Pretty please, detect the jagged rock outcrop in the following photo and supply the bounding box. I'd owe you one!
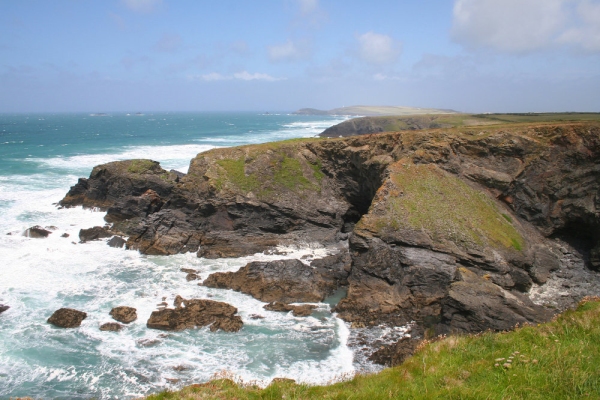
[146,295,243,332]
[59,159,179,209]
[203,252,350,303]
[61,122,600,335]
[47,308,87,328]
[0,304,9,314]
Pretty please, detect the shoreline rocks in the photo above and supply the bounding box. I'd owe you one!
[203,252,350,304]
[47,308,87,328]
[110,306,137,324]
[60,123,600,340]
[146,295,243,332]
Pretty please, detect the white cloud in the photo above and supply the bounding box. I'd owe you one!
[195,71,285,82]
[452,0,600,53]
[233,71,284,81]
[268,40,311,62]
[558,0,600,51]
[357,32,401,65]
[121,0,162,13]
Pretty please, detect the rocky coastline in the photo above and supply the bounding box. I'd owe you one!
[54,121,600,366]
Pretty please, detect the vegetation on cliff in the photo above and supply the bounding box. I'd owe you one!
[357,160,524,251]
[147,298,600,399]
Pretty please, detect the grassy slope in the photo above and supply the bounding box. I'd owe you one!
[357,161,524,251]
[147,298,600,399]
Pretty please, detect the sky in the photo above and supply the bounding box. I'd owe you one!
[1,0,600,113]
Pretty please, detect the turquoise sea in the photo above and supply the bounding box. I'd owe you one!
[0,112,392,399]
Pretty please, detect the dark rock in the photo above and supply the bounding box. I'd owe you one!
[47,308,87,328]
[180,268,197,274]
[146,295,243,332]
[59,159,177,209]
[61,233,70,238]
[105,189,165,223]
[263,301,316,317]
[24,226,52,238]
[107,236,127,248]
[368,337,420,367]
[185,273,198,281]
[203,253,350,303]
[110,306,137,323]
[79,226,113,242]
[250,314,265,319]
[441,268,553,333]
[100,322,123,331]
[0,304,9,314]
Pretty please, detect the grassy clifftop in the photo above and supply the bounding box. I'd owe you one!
[185,138,326,200]
[147,298,600,399]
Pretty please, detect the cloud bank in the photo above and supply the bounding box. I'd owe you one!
[452,0,600,53]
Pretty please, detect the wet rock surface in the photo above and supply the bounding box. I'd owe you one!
[146,295,243,332]
[47,308,87,328]
[24,226,52,238]
[79,226,114,242]
[203,251,350,303]
[263,301,316,317]
[0,304,9,314]
[107,236,127,248]
[110,306,137,324]
[100,322,123,331]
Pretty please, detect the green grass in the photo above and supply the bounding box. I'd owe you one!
[215,157,261,193]
[147,298,600,399]
[362,161,524,251]
[212,149,323,197]
[127,159,160,174]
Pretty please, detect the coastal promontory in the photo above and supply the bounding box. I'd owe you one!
[60,119,600,343]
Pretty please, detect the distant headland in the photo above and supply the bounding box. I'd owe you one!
[292,105,458,116]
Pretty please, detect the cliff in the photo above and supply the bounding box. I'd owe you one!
[60,122,600,336]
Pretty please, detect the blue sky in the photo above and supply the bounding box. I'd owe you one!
[1,0,599,113]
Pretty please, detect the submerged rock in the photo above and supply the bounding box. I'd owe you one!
[110,306,137,324]
[47,308,87,328]
[263,301,316,317]
[146,295,243,332]
[100,322,123,331]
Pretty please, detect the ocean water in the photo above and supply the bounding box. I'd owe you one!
[0,112,387,399]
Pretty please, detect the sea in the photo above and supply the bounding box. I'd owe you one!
[0,112,403,399]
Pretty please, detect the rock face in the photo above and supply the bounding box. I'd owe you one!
[61,122,600,335]
[109,306,137,323]
[47,308,87,328]
[203,252,350,303]
[146,296,243,332]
